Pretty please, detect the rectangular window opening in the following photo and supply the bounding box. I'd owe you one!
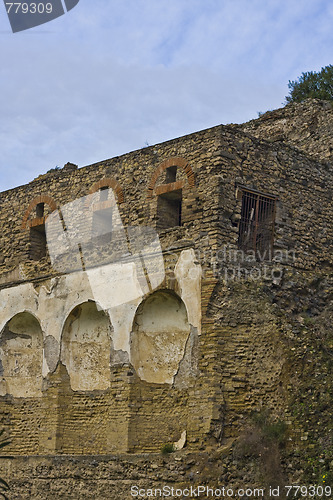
[29,225,47,260]
[238,189,276,259]
[157,189,182,231]
[165,166,177,184]
[99,186,109,202]
[36,203,45,218]
[92,207,113,244]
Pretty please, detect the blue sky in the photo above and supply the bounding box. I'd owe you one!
[1,0,333,191]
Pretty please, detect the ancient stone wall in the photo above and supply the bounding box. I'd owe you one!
[241,98,333,163]
[0,102,332,497]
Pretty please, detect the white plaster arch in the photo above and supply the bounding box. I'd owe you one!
[60,300,113,391]
[0,311,43,397]
[130,289,191,384]
[0,308,42,337]
[0,283,39,334]
[38,270,94,344]
[59,297,105,342]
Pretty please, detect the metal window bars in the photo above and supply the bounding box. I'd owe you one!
[238,189,276,259]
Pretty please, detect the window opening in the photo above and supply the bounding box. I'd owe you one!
[238,189,276,258]
[36,203,45,218]
[29,224,47,260]
[157,189,182,230]
[99,186,109,202]
[92,207,113,244]
[165,166,177,183]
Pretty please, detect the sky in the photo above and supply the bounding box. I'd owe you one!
[1,0,333,192]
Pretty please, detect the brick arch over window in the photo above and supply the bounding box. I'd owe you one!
[89,177,124,204]
[147,157,195,199]
[21,195,57,230]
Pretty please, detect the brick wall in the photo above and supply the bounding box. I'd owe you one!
[0,103,332,490]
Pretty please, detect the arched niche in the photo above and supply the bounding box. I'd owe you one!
[60,301,112,391]
[130,290,191,384]
[0,312,43,397]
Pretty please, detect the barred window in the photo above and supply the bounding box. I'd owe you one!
[238,188,276,258]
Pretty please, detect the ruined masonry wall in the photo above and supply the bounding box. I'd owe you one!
[0,113,333,458]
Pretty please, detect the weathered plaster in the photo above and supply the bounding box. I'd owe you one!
[108,300,140,354]
[130,290,191,384]
[0,283,39,333]
[43,335,59,374]
[61,301,113,391]
[0,312,43,397]
[173,326,199,389]
[86,261,145,310]
[174,249,202,333]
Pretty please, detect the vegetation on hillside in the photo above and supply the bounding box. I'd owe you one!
[286,64,333,103]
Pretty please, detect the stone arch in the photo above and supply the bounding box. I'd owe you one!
[130,290,191,384]
[60,301,113,391]
[89,177,124,204]
[21,195,57,230]
[0,312,43,397]
[147,157,195,199]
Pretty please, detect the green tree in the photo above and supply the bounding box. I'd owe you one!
[285,64,333,103]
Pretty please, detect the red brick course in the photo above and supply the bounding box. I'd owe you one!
[147,157,195,199]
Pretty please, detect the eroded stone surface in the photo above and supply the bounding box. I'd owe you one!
[43,335,59,374]
[61,302,113,391]
[0,101,332,482]
[130,290,191,384]
[0,312,43,397]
